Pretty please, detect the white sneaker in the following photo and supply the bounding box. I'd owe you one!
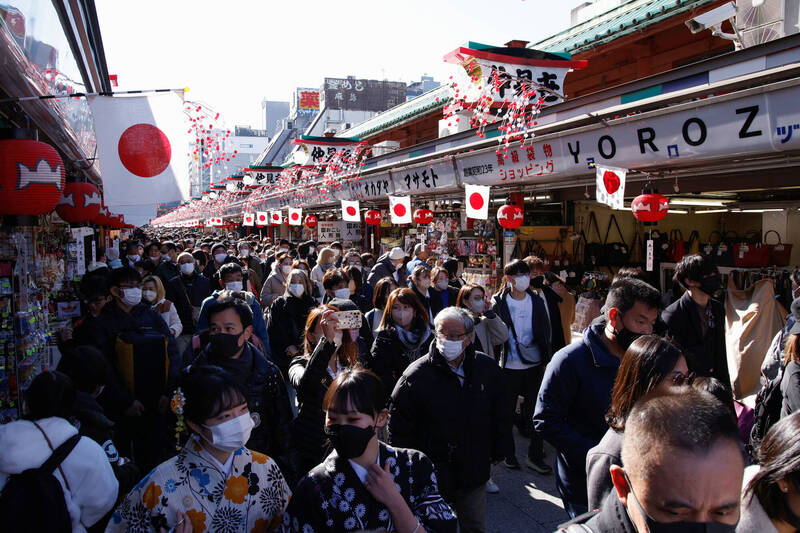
[486,478,500,494]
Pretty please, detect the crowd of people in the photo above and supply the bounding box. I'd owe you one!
[1,229,800,533]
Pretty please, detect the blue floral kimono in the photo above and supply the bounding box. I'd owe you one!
[106,437,290,532]
[281,443,457,532]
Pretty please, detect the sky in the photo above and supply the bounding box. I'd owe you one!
[95,0,577,129]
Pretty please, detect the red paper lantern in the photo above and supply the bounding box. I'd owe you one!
[413,208,433,225]
[365,209,382,225]
[631,193,669,224]
[56,182,102,223]
[497,204,524,229]
[0,139,65,215]
[304,214,318,228]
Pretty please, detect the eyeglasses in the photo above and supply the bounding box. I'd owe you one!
[438,331,469,341]
[671,371,696,386]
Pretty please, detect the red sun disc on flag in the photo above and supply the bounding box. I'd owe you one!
[258,214,266,222]
[393,204,406,217]
[346,206,357,216]
[291,212,299,221]
[118,123,171,177]
[272,213,279,221]
[469,192,484,210]
[603,171,620,194]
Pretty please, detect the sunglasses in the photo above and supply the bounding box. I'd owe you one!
[671,371,696,386]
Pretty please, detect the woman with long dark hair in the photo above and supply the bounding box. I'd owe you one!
[365,277,398,335]
[268,269,316,377]
[586,335,691,510]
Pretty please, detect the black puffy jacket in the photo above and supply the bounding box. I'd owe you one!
[268,294,315,377]
[364,325,433,403]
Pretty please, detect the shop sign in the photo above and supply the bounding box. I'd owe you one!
[456,84,800,186]
[318,221,341,242]
[391,160,457,195]
[350,173,394,201]
[341,221,362,242]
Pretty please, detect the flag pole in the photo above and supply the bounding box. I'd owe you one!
[0,87,188,104]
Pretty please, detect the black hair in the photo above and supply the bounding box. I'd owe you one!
[323,367,386,416]
[503,259,531,277]
[211,242,227,254]
[191,250,207,267]
[145,241,161,253]
[110,266,142,287]
[443,258,459,278]
[543,271,564,285]
[331,241,343,250]
[692,376,737,421]
[298,242,310,256]
[161,241,177,252]
[57,345,110,393]
[372,276,397,309]
[604,277,661,318]
[322,268,351,290]
[279,239,290,247]
[674,253,716,287]
[25,371,76,420]
[218,262,243,281]
[180,365,248,425]
[138,260,156,275]
[747,411,800,524]
[125,241,139,253]
[79,271,111,299]
[616,266,648,282]
[207,295,253,328]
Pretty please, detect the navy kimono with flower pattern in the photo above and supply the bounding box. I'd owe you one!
[280,443,457,532]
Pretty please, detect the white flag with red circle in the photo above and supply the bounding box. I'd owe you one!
[242,213,255,226]
[388,196,412,224]
[87,92,190,226]
[270,210,283,225]
[465,184,490,219]
[596,165,627,209]
[288,207,302,226]
[256,211,269,225]
[341,200,360,222]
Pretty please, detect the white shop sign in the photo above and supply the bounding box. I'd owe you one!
[318,221,340,242]
[391,159,458,194]
[341,221,362,242]
[349,173,394,201]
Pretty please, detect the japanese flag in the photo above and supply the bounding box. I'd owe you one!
[596,165,627,209]
[288,207,302,226]
[270,210,283,225]
[389,196,412,224]
[242,213,255,226]
[212,217,223,226]
[341,200,360,222]
[205,218,213,227]
[465,184,490,219]
[256,211,269,226]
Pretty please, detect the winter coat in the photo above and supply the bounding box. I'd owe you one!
[365,308,384,335]
[151,298,182,338]
[579,491,636,533]
[388,342,512,499]
[189,342,295,485]
[405,256,431,277]
[196,290,270,358]
[533,323,620,510]
[240,255,264,295]
[430,286,459,318]
[662,291,729,383]
[540,286,567,352]
[408,282,434,323]
[585,428,623,511]
[0,417,118,533]
[260,265,288,309]
[471,310,510,360]
[154,260,193,334]
[781,359,800,417]
[366,254,404,294]
[736,465,779,533]
[268,293,315,376]
[492,288,554,368]
[364,325,434,402]
[180,271,212,307]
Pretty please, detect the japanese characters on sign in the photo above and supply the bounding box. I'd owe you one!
[322,78,406,112]
[349,173,394,201]
[391,161,458,195]
[293,88,320,117]
[317,221,341,243]
[460,59,570,106]
[341,221,362,242]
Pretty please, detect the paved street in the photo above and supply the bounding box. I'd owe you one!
[486,431,567,533]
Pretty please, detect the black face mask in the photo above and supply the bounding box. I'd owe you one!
[324,423,375,459]
[209,332,243,358]
[615,325,642,351]
[530,276,544,289]
[699,275,720,296]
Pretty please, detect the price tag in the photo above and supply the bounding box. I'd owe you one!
[646,239,654,272]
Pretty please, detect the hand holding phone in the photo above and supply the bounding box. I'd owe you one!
[333,310,361,330]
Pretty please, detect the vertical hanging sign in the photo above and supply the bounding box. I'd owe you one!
[646,239,654,272]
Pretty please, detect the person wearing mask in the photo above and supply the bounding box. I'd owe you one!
[322,267,353,304]
[662,253,729,384]
[366,287,434,400]
[289,306,362,475]
[525,256,566,353]
[72,279,112,346]
[142,275,182,338]
[408,265,434,323]
[443,258,463,290]
[457,284,508,361]
[545,271,576,347]
[586,336,691,510]
[738,410,800,532]
[186,297,295,485]
[763,275,800,381]
[298,240,317,268]
[365,277,398,335]
[196,263,270,354]
[124,242,141,269]
[431,266,459,318]
[145,241,163,269]
[366,247,407,297]
[261,251,293,310]
[344,264,371,313]
[177,251,211,325]
[311,248,337,296]
[361,252,376,271]
[389,307,512,533]
[781,316,800,417]
[492,259,553,475]
[283,368,458,532]
[344,250,366,284]
[0,371,118,532]
[237,240,263,296]
[534,278,661,518]
[406,243,431,276]
[105,247,123,270]
[330,241,344,267]
[293,258,323,302]
[136,243,145,258]
[107,365,291,533]
[191,249,208,272]
[268,269,316,377]
[202,242,238,281]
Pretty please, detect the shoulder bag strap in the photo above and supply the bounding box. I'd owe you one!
[604,214,627,245]
[33,421,80,492]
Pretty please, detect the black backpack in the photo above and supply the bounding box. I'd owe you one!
[748,365,785,461]
[0,422,81,533]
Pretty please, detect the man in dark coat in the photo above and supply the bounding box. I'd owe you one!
[389,307,512,533]
[366,247,406,297]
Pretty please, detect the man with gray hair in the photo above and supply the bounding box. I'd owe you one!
[389,306,511,533]
[405,242,431,276]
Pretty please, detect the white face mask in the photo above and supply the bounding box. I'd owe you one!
[332,249,340,257]
[513,275,530,292]
[392,309,413,328]
[309,247,315,254]
[202,412,254,452]
[470,299,485,314]
[149,255,161,262]
[333,288,351,300]
[240,249,250,257]
[127,254,140,263]
[120,287,142,307]
[418,279,431,291]
[394,261,404,271]
[281,264,292,275]
[180,263,195,275]
[214,253,227,264]
[436,337,464,361]
[225,281,243,292]
[436,280,449,291]
[289,283,305,297]
[142,289,157,303]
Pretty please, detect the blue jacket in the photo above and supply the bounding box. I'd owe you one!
[196,290,271,359]
[405,256,431,276]
[533,323,620,509]
[181,271,212,307]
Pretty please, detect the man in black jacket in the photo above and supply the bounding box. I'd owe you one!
[661,253,729,385]
[187,295,296,486]
[525,256,566,352]
[389,307,512,533]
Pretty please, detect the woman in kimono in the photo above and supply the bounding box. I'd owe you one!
[281,367,457,533]
[107,365,291,533]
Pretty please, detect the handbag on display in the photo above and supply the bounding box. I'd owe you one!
[628,230,644,266]
[687,230,701,255]
[650,229,671,263]
[765,230,793,266]
[734,231,770,268]
[667,229,686,263]
[703,230,736,267]
[583,212,605,268]
[603,214,630,266]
